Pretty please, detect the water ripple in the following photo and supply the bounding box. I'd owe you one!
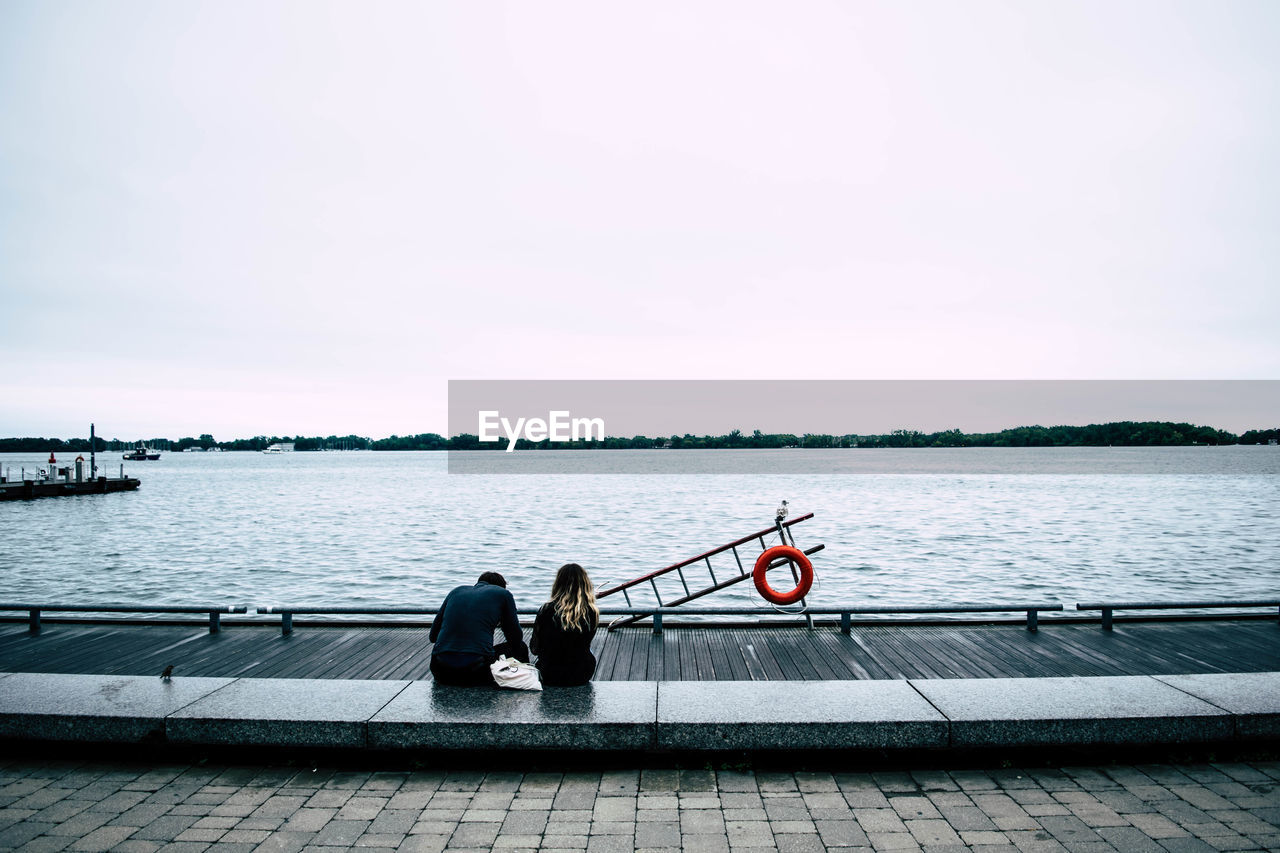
[0,450,1276,612]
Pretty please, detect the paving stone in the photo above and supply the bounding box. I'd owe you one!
[335,797,385,821]
[774,833,825,852]
[681,809,727,833]
[856,807,909,833]
[247,831,313,852]
[815,819,870,846]
[1127,812,1191,839]
[864,830,922,850]
[905,818,963,846]
[399,834,448,852]
[67,824,139,851]
[585,835,637,853]
[1153,839,1218,852]
[500,811,548,833]
[131,814,200,841]
[113,842,162,853]
[675,835,728,853]
[1037,815,1102,844]
[592,797,636,821]
[938,804,999,830]
[219,830,269,844]
[892,796,943,821]
[42,810,112,837]
[539,834,588,849]
[635,820,681,846]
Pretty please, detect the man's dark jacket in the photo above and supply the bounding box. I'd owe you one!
[429,581,524,665]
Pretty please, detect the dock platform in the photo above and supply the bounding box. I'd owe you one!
[1,617,1276,682]
[0,476,140,501]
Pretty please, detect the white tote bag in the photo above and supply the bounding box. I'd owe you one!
[490,655,543,691]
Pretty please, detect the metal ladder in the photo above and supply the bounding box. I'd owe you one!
[596,512,825,630]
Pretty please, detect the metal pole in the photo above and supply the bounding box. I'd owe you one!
[778,520,814,629]
[90,423,95,478]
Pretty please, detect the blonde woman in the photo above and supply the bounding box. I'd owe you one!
[530,563,599,686]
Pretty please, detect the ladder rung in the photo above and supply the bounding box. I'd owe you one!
[704,556,717,586]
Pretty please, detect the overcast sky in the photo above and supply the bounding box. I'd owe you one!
[2,1,1277,440]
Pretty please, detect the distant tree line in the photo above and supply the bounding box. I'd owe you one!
[2,421,1276,453]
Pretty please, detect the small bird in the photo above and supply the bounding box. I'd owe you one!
[775,500,789,523]
[160,665,174,681]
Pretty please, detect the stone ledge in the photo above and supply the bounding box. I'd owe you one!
[657,680,947,750]
[0,672,1273,752]
[911,675,1234,747]
[1155,672,1280,739]
[369,681,656,750]
[0,672,234,743]
[167,677,412,749]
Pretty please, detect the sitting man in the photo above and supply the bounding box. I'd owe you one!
[429,571,530,686]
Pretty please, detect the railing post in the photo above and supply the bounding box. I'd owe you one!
[28,609,40,633]
[282,612,293,636]
[1026,609,1038,632]
[840,612,851,635]
[652,612,662,635]
[208,611,221,633]
[1102,608,1113,631]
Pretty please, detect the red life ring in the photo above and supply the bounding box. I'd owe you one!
[753,545,813,605]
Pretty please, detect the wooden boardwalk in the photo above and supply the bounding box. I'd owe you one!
[0,618,1276,681]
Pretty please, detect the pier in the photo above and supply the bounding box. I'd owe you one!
[2,609,1278,851]
[1,607,1277,758]
[2,614,1278,683]
[0,476,140,501]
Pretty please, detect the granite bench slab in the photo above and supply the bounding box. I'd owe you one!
[368,681,657,750]
[1156,672,1280,739]
[656,680,948,750]
[0,672,233,743]
[2,672,1272,753]
[911,675,1234,747]
[166,677,411,749]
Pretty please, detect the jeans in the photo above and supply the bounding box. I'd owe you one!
[430,640,529,687]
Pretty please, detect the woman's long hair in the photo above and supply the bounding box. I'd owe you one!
[549,563,598,632]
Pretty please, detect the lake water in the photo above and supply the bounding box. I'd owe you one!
[1,448,1276,615]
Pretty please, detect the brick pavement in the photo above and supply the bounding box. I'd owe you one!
[0,757,1277,852]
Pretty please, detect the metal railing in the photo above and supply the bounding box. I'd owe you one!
[1076,599,1280,630]
[614,604,1062,634]
[254,603,1061,635]
[0,604,247,634]
[12,599,1280,636]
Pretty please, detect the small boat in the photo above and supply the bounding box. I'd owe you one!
[262,442,295,454]
[123,447,161,461]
